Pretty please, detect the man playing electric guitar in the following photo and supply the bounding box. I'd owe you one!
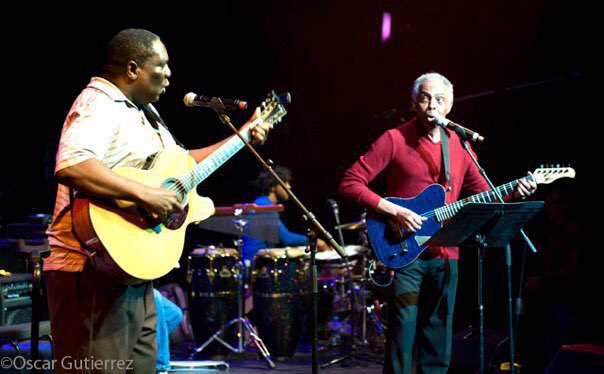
[338,72,537,374]
[44,29,273,372]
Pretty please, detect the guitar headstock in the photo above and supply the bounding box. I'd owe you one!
[532,165,576,184]
[260,90,291,125]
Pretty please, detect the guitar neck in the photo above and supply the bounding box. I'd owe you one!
[433,174,536,222]
[180,127,251,193]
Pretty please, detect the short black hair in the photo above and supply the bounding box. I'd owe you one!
[103,29,160,77]
[256,166,293,195]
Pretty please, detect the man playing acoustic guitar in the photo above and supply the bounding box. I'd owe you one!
[44,29,273,372]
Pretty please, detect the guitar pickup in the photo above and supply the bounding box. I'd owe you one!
[387,218,405,241]
[387,218,408,253]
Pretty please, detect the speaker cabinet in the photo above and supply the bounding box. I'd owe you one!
[0,273,32,325]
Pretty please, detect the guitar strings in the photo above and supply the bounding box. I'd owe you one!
[163,126,253,198]
[417,178,526,220]
[168,105,281,199]
[161,107,279,200]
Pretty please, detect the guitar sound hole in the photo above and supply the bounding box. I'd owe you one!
[161,178,188,206]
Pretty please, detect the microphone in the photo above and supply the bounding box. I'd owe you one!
[326,199,339,216]
[183,92,248,111]
[433,114,484,143]
[327,199,346,247]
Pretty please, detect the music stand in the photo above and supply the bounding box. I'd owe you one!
[197,203,282,243]
[427,201,543,374]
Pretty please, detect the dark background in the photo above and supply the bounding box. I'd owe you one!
[0,0,599,356]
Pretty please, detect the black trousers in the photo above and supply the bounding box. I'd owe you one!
[384,257,458,374]
[45,262,157,373]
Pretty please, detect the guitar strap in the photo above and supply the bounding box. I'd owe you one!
[440,127,451,191]
[142,104,187,149]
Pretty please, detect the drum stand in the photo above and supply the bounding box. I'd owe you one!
[189,210,275,368]
[320,207,383,368]
[320,251,383,368]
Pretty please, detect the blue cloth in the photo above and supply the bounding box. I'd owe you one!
[242,195,307,262]
[154,289,183,371]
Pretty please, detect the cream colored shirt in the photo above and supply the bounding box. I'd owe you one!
[45,77,185,272]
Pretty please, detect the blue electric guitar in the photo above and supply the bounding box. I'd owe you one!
[365,167,575,269]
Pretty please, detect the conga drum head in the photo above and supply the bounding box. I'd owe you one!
[316,245,369,278]
[255,246,309,259]
[190,246,239,258]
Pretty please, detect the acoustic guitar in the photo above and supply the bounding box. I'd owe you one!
[72,91,289,284]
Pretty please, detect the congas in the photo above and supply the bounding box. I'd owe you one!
[251,247,308,357]
[315,245,368,278]
[187,246,239,355]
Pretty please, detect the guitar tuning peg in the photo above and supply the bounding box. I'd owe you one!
[540,164,544,168]
[556,164,560,168]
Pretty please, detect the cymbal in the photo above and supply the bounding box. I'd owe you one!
[335,220,366,230]
[213,203,283,215]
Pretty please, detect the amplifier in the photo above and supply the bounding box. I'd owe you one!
[0,273,32,325]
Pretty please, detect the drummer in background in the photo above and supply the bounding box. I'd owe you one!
[242,165,330,263]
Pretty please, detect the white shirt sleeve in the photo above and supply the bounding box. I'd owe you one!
[55,100,119,172]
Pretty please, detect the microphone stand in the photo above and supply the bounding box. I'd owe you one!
[212,107,347,373]
[453,125,537,374]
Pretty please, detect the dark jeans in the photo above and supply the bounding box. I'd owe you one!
[384,256,458,374]
[45,262,157,373]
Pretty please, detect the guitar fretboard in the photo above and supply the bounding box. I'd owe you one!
[433,175,536,222]
[178,128,251,194]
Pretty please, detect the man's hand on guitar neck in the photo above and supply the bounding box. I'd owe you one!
[512,172,538,200]
[188,107,273,163]
[377,198,427,233]
[502,172,538,202]
[247,107,273,146]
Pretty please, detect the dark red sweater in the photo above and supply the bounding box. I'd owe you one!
[338,118,490,260]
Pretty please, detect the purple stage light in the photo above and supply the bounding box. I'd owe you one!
[381,12,392,42]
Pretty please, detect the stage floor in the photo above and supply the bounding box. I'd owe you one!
[170,342,384,373]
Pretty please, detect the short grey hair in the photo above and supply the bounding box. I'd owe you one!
[412,72,454,101]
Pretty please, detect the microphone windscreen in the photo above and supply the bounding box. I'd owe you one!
[432,114,449,127]
[183,92,197,107]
